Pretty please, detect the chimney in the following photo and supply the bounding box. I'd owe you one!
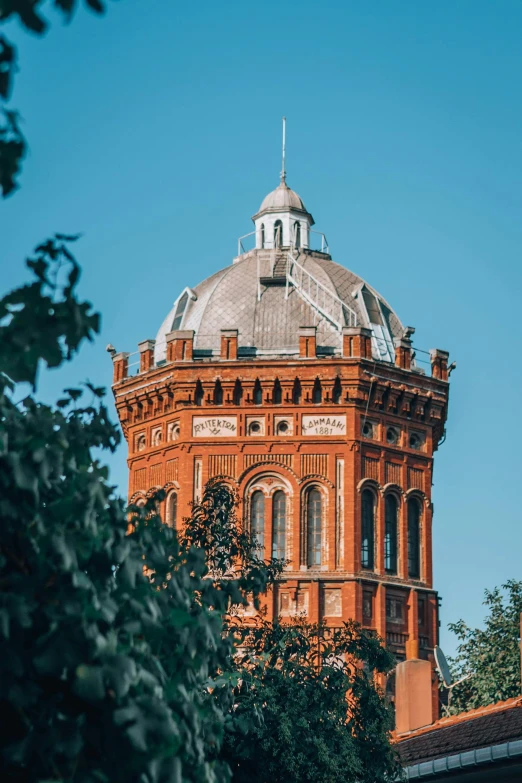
[342,326,372,359]
[221,329,238,360]
[112,351,129,383]
[138,339,155,373]
[299,326,317,358]
[430,349,449,381]
[395,641,433,735]
[166,329,194,362]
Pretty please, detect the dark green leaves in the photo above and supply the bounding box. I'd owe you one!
[0,236,99,388]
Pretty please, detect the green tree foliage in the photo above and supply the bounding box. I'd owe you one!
[0,1,111,196]
[448,580,522,714]
[222,619,400,783]
[0,240,401,781]
[0,238,236,782]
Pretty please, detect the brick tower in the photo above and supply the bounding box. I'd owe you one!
[111,171,450,710]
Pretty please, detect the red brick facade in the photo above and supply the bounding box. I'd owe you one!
[112,321,449,708]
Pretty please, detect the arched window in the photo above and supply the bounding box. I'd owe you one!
[195,380,204,407]
[385,495,398,574]
[251,491,265,554]
[307,488,322,567]
[213,379,223,405]
[292,377,302,404]
[294,221,301,248]
[312,378,322,404]
[332,376,342,404]
[273,378,282,404]
[136,434,146,452]
[274,220,283,247]
[233,379,242,405]
[260,223,265,248]
[361,489,375,569]
[272,491,286,560]
[408,498,421,578]
[166,491,178,528]
[253,378,263,405]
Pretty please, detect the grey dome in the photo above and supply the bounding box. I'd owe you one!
[154,251,404,363]
[257,180,308,215]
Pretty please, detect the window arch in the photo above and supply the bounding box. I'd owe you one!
[272,491,286,559]
[312,378,322,404]
[274,220,283,247]
[408,498,421,578]
[213,379,223,405]
[294,221,301,248]
[292,377,302,404]
[251,491,265,554]
[307,488,322,567]
[332,376,342,404]
[361,489,375,569]
[384,494,398,574]
[260,223,265,248]
[253,378,263,405]
[233,378,242,405]
[195,380,204,407]
[273,378,282,404]
[166,491,178,528]
[136,434,146,452]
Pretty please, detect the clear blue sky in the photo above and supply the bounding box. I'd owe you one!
[2,0,522,655]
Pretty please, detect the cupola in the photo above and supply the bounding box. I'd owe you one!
[252,176,314,250]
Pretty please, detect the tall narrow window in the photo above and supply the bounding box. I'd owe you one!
[260,223,265,248]
[312,378,322,404]
[272,491,286,560]
[213,379,223,405]
[408,499,421,578]
[307,489,322,567]
[195,380,204,407]
[385,495,398,574]
[253,378,263,405]
[294,221,301,248]
[332,376,342,404]
[361,489,375,569]
[273,378,282,404]
[292,377,302,404]
[274,220,283,247]
[233,379,242,405]
[251,491,265,555]
[167,491,178,528]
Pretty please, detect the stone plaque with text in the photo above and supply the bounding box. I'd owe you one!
[192,416,238,437]
[301,415,346,436]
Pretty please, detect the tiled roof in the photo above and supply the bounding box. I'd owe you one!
[395,697,522,767]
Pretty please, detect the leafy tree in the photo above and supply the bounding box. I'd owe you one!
[1,1,111,196]
[222,619,400,783]
[0,237,237,782]
[448,580,522,713]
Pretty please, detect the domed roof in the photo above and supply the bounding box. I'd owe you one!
[256,179,309,215]
[154,251,404,364]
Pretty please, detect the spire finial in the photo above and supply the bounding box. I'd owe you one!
[280,116,286,183]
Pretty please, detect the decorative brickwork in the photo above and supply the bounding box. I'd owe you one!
[363,456,380,480]
[385,461,402,485]
[209,454,237,478]
[301,453,328,477]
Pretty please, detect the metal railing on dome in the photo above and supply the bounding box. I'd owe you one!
[236,230,330,257]
[285,252,358,331]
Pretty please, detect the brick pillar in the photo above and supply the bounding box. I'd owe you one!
[395,657,433,735]
[112,351,129,383]
[394,337,413,370]
[299,326,317,358]
[375,583,387,643]
[430,349,449,381]
[138,339,155,373]
[221,329,238,360]
[342,326,372,359]
[166,329,194,362]
[407,588,419,647]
